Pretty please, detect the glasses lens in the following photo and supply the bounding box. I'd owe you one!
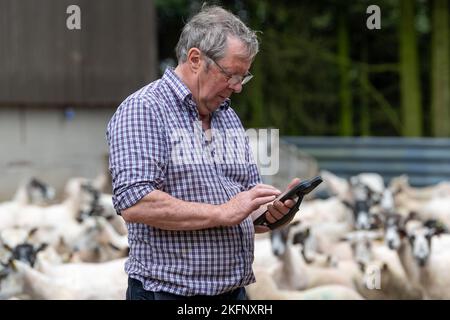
[228,76,241,86]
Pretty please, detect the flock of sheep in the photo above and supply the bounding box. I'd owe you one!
[249,171,450,300]
[0,176,128,299]
[1,170,450,300]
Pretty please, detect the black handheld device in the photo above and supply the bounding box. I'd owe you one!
[252,176,323,230]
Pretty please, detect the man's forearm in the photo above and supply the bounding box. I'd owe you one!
[121,190,222,230]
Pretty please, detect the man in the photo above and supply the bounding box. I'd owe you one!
[107,5,298,300]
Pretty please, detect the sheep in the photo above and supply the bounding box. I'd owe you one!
[390,175,450,201]
[0,178,94,230]
[64,216,129,263]
[318,171,385,230]
[0,178,55,229]
[24,216,128,263]
[12,178,55,206]
[247,267,363,300]
[253,237,279,271]
[292,197,353,227]
[321,170,385,204]
[3,257,127,300]
[270,223,360,291]
[289,222,354,262]
[394,218,450,299]
[77,183,127,236]
[354,259,422,300]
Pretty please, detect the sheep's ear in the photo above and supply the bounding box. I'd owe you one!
[370,213,384,229]
[341,200,353,209]
[398,228,407,239]
[405,211,419,223]
[426,220,449,236]
[35,243,48,253]
[108,242,121,251]
[27,227,38,241]
[292,228,309,245]
[9,259,17,271]
[290,220,300,227]
[423,219,438,229]
[3,243,13,253]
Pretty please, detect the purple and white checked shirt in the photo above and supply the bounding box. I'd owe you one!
[106,68,262,296]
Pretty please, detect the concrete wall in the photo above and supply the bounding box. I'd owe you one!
[0,106,116,201]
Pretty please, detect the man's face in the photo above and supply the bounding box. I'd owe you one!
[196,37,252,117]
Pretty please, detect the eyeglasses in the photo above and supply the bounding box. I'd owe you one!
[206,56,253,86]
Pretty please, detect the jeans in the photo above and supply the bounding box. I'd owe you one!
[126,276,247,300]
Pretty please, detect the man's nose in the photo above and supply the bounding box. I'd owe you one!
[229,82,242,93]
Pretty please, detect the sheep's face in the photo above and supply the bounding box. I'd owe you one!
[27,178,55,205]
[349,181,372,230]
[10,242,48,268]
[77,183,103,221]
[384,215,403,250]
[270,228,288,257]
[342,230,381,265]
[408,229,432,267]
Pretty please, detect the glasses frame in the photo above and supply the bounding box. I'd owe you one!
[206,55,253,86]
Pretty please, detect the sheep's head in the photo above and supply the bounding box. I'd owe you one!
[270,221,301,257]
[394,217,448,267]
[27,178,55,204]
[383,214,405,250]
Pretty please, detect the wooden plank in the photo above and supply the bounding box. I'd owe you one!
[0,0,157,104]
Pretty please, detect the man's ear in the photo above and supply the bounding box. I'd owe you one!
[187,48,202,73]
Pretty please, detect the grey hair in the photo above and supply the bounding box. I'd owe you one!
[175,5,259,64]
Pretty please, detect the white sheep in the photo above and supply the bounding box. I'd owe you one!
[270,224,360,291]
[7,258,127,300]
[247,267,363,300]
[395,220,450,299]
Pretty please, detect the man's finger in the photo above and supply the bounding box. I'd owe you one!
[254,225,270,233]
[286,178,301,190]
[267,205,284,220]
[252,195,277,208]
[283,199,296,209]
[252,188,281,199]
[272,200,290,215]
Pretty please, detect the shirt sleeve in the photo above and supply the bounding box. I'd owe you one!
[106,97,166,214]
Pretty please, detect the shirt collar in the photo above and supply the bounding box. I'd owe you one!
[162,67,230,113]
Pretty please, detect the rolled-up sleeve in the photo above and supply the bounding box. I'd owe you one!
[106,97,166,213]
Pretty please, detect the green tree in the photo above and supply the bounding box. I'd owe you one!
[399,0,423,136]
[337,9,353,136]
[431,0,450,136]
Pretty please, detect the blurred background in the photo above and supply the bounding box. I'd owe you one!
[1,0,450,300]
[1,0,450,199]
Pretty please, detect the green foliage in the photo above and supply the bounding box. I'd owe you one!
[155,0,447,137]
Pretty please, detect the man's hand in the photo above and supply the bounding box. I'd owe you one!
[217,184,281,227]
[254,178,301,233]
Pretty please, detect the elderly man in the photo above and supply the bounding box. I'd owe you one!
[107,5,298,300]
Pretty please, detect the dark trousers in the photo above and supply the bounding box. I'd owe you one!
[126,276,247,300]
